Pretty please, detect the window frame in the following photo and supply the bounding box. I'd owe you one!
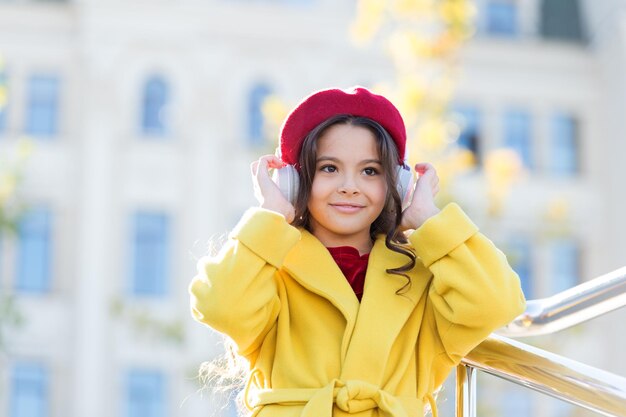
[24,74,61,138]
[129,211,170,297]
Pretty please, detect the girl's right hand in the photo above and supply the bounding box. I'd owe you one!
[251,155,296,223]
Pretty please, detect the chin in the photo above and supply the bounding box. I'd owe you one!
[327,225,370,237]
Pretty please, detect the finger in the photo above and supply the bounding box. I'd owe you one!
[250,160,260,176]
[265,155,287,169]
[257,154,286,170]
[255,157,270,183]
[257,156,269,170]
[252,158,273,194]
[251,157,263,177]
[415,162,433,170]
[251,155,278,175]
[255,157,284,193]
[415,162,435,177]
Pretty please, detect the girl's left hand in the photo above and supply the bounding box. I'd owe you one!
[400,163,441,231]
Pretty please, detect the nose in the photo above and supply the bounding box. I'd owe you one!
[338,174,360,195]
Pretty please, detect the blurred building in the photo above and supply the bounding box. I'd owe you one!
[0,0,624,417]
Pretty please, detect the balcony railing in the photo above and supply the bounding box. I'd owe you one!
[500,267,626,337]
[456,267,626,417]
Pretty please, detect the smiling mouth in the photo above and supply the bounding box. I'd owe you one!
[330,203,365,213]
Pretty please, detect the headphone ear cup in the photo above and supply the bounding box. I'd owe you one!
[271,164,300,206]
[396,164,414,208]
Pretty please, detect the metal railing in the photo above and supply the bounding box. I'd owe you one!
[456,267,626,417]
[500,267,626,337]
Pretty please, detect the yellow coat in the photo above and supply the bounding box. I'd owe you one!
[189,203,526,417]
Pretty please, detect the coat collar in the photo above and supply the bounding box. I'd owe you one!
[283,230,431,375]
[282,229,361,322]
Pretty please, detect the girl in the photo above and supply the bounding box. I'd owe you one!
[189,86,525,417]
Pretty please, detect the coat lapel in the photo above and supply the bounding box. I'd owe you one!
[340,235,431,382]
[282,229,361,337]
[282,230,432,379]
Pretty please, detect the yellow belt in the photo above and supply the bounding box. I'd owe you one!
[247,379,426,417]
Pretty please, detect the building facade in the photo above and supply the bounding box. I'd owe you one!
[0,0,624,416]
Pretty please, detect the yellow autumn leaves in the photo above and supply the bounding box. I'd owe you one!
[0,139,32,232]
[258,1,540,217]
[351,0,476,55]
[0,55,6,110]
[0,55,32,229]
[349,0,530,216]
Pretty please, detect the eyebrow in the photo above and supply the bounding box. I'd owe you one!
[316,156,383,165]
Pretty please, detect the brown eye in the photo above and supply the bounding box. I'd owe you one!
[363,167,379,176]
[320,165,337,173]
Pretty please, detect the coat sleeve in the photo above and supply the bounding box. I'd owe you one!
[189,207,300,357]
[408,203,526,392]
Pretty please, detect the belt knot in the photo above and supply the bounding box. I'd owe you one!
[334,380,381,413]
[248,378,417,417]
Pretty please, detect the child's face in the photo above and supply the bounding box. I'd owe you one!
[307,123,388,252]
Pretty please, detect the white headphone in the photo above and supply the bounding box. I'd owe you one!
[272,162,414,208]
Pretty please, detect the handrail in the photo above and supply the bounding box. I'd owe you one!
[458,334,626,417]
[499,266,626,337]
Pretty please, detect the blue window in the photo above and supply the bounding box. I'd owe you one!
[126,369,166,417]
[248,83,272,147]
[504,109,532,168]
[486,1,518,36]
[25,75,60,138]
[550,239,579,294]
[131,212,169,296]
[549,113,579,176]
[141,76,170,137]
[452,105,481,160]
[10,362,49,417]
[16,208,52,293]
[507,237,533,298]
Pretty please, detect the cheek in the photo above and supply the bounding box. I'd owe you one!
[311,176,333,197]
[374,181,389,204]
[308,179,327,209]
[309,179,322,201]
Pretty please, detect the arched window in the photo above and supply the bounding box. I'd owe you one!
[141,76,170,137]
[247,83,272,147]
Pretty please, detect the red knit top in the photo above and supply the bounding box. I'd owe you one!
[326,246,370,302]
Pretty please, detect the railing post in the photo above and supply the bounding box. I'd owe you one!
[456,364,477,417]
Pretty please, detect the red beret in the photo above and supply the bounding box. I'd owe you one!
[279,86,407,166]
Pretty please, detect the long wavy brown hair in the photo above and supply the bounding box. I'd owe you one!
[198,116,419,409]
[291,114,416,292]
